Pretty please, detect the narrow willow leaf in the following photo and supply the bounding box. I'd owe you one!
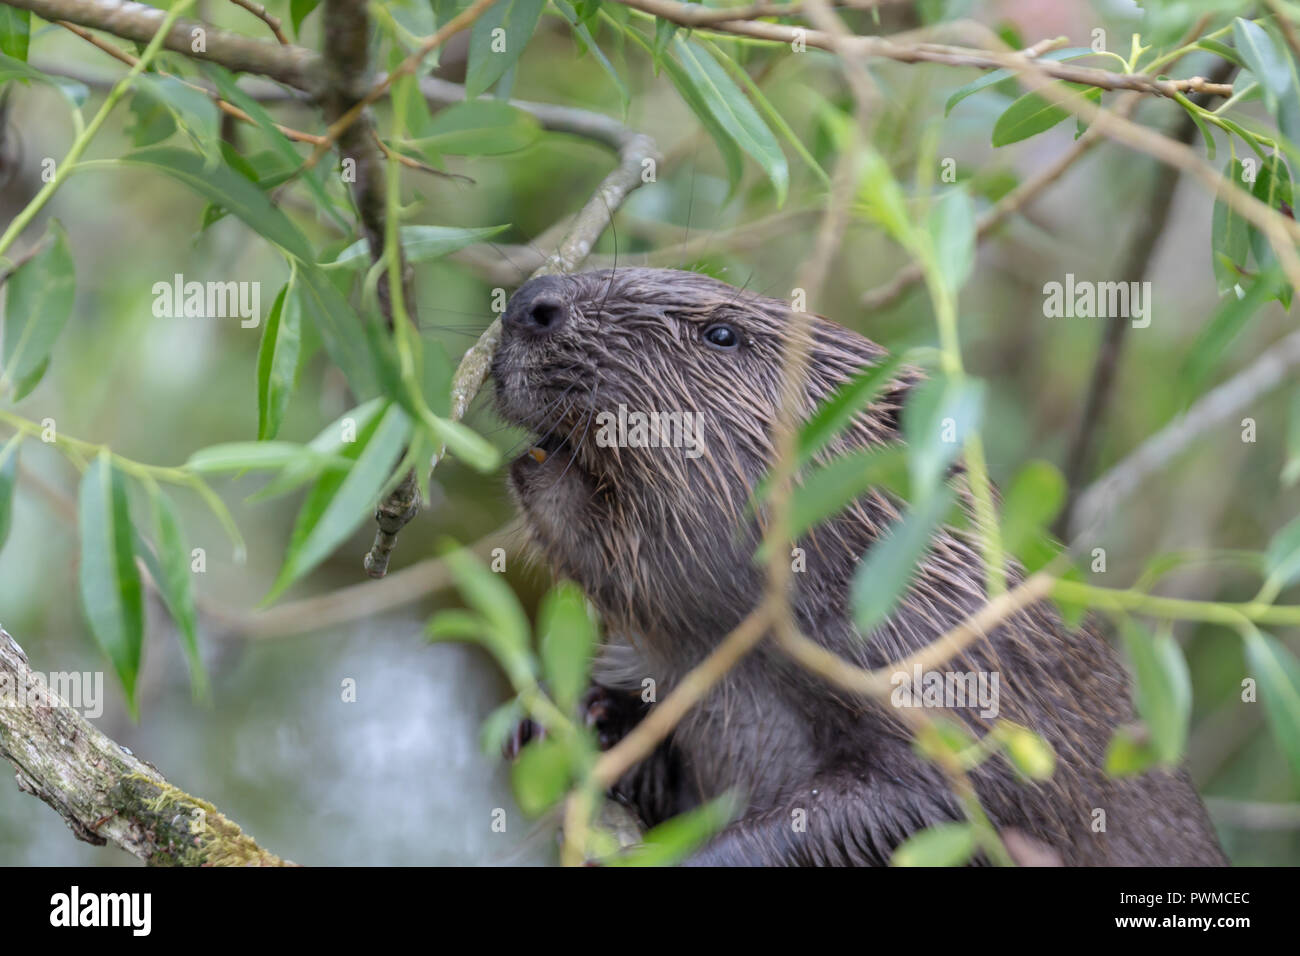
[901,375,985,501]
[1105,725,1159,777]
[1180,268,1284,402]
[850,486,954,634]
[673,37,789,204]
[0,433,20,552]
[540,582,597,713]
[607,793,741,866]
[661,52,743,194]
[2,220,75,400]
[1243,629,1300,781]
[0,53,87,108]
[772,445,907,553]
[992,82,1097,147]
[256,281,303,440]
[78,454,144,716]
[796,354,906,467]
[1265,513,1300,590]
[944,48,1095,115]
[553,0,630,112]
[1247,155,1294,306]
[294,263,376,399]
[0,6,30,61]
[890,822,977,867]
[290,0,320,37]
[430,415,501,471]
[264,403,413,603]
[130,74,219,162]
[1120,620,1191,764]
[926,189,976,296]
[140,484,207,699]
[250,398,387,501]
[441,544,534,683]
[406,100,541,157]
[330,224,510,268]
[1211,158,1251,293]
[464,0,546,99]
[186,441,339,473]
[1233,18,1291,114]
[995,722,1057,780]
[1284,388,1300,486]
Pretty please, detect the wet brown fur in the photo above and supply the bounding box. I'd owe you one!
[492,267,1226,867]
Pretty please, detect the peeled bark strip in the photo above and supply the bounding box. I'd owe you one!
[0,626,290,866]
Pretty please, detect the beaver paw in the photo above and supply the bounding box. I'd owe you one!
[583,685,646,751]
[501,717,545,761]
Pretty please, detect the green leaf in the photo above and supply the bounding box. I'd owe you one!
[1243,629,1300,781]
[1233,18,1291,115]
[510,737,572,817]
[249,398,387,501]
[991,82,1097,147]
[901,375,985,501]
[294,264,377,399]
[1105,725,1159,777]
[130,75,219,162]
[553,0,630,113]
[290,0,320,37]
[0,53,88,109]
[256,281,303,440]
[796,354,907,468]
[1265,513,1300,591]
[994,721,1056,780]
[78,453,144,716]
[661,51,743,194]
[1,6,30,62]
[408,100,541,156]
[850,486,954,635]
[672,37,788,204]
[264,403,413,603]
[1284,388,1300,486]
[1180,268,1284,402]
[890,822,976,867]
[329,224,510,268]
[652,18,677,74]
[2,220,75,400]
[185,441,339,473]
[607,793,741,866]
[944,48,1096,115]
[926,189,976,296]
[1247,154,1294,306]
[539,582,597,713]
[0,433,20,552]
[1211,158,1251,294]
[138,484,207,699]
[464,0,546,99]
[1000,460,1065,561]
[1121,620,1190,765]
[771,445,907,554]
[440,543,533,683]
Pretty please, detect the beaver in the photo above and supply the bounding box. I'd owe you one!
[490,266,1226,866]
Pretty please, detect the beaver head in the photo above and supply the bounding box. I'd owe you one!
[491,267,906,646]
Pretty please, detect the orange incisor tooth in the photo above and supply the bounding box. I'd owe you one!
[528,446,548,463]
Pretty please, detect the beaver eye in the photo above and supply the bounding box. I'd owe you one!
[702,323,740,351]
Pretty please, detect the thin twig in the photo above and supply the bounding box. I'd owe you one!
[227,0,288,46]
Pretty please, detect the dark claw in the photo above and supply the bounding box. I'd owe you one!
[502,718,545,761]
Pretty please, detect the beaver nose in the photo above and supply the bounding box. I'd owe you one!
[503,278,569,338]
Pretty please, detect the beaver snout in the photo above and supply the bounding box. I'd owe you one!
[502,275,570,339]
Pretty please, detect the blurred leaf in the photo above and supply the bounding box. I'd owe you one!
[426,608,489,642]
[1000,460,1065,561]
[1243,629,1300,781]
[186,441,344,473]
[464,0,546,99]
[539,582,597,713]
[1233,18,1290,114]
[2,219,74,400]
[0,433,20,552]
[290,0,320,37]
[137,483,207,699]
[478,698,525,756]
[856,149,913,244]
[901,375,985,501]
[440,544,534,683]
[652,18,677,73]
[992,82,1097,147]
[662,52,743,194]
[130,75,219,162]
[249,398,387,500]
[1105,724,1159,777]
[926,189,976,296]
[672,37,789,204]
[850,486,954,635]
[510,737,572,817]
[1284,388,1300,486]
[264,404,413,603]
[890,822,976,867]
[256,281,303,440]
[1265,513,1300,590]
[1180,267,1284,402]
[0,6,29,61]
[1247,154,1294,306]
[1121,620,1190,764]
[295,264,377,399]
[553,0,630,113]
[0,53,88,108]
[330,224,510,267]
[78,453,144,717]
[944,48,1095,115]
[607,793,741,866]
[1211,158,1251,294]
[408,100,541,156]
[995,721,1056,780]
[768,446,907,555]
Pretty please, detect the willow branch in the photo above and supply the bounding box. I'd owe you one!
[0,626,290,865]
